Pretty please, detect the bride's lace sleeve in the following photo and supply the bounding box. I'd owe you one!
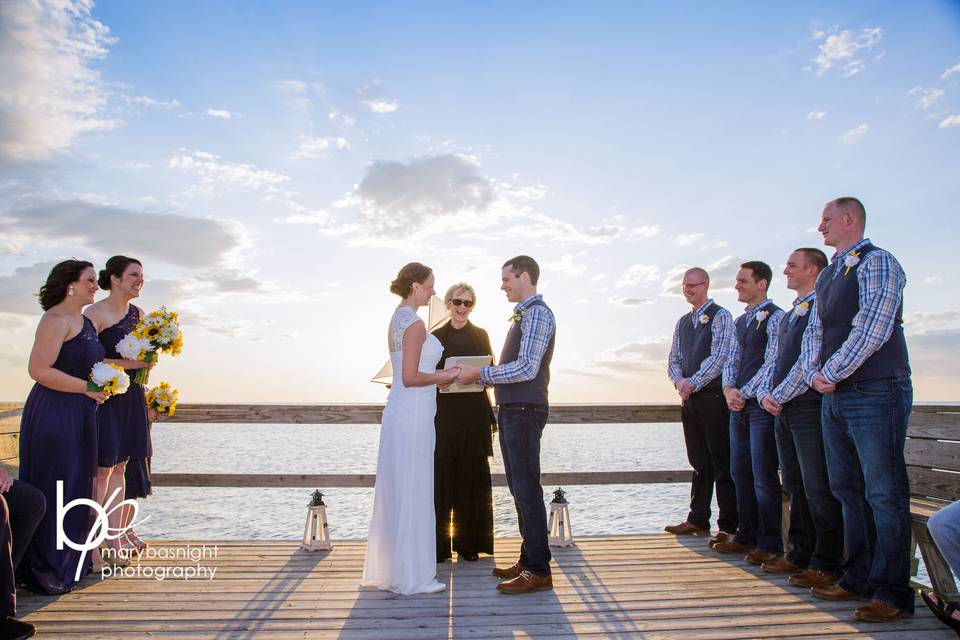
[390,306,423,352]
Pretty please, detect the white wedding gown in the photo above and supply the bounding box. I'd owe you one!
[361,305,446,595]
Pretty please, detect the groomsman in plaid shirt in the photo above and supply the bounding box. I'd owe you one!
[801,197,913,623]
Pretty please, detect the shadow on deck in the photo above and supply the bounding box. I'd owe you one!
[15,534,955,639]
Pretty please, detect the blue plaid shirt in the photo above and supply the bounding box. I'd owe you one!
[667,299,735,392]
[801,238,907,385]
[722,298,784,399]
[758,290,816,404]
[480,294,555,385]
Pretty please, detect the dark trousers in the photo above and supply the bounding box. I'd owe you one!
[774,398,844,574]
[1,480,47,617]
[680,389,737,533]
[498,403,551,577]
[822,376,914,612]
[729,399,782,552]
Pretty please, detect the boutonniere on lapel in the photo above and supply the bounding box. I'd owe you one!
[508,308,525,323]
[755,309,769,330]
[700,313,711,325]
[794,302,810,317]
[843,250,861,276]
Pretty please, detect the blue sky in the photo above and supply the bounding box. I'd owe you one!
[1,0,958,403]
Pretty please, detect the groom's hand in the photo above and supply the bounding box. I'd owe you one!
[457,364,481,385]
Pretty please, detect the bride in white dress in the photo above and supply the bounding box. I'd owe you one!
[362,263,460,595]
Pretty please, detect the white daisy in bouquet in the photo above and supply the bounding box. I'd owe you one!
[127,306,183,384]
[88,361,130,397]
[145,382,178,417]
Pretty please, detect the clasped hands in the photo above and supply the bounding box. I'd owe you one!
[437,363,483,390]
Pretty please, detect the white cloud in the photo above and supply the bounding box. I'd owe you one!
[328,109,357,128]
[291,136,350,160]
[941,63,960,81]
[544,252,589,277]
[925,276,944,284]
[575,338,672,376]
[345,153,495,236]
[169,150,290,194]
[812,27,883,77]
[608,296,655,307]
[841,123,869,144]
[0,200,249,270]
[673,232,704,246]
[273,203,332,227]
[908,86,944,109]
[616,264,660,288]
[363,99,398,114]
[129,96,180,110]
[807,110,827,120]
[0,0,118,162]
[206,108,232,119]
[939,115,960,129]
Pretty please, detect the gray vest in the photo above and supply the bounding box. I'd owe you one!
[494,299,555,406]
[678,301,723,391]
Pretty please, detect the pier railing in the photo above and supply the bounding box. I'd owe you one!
[3,402,957,491]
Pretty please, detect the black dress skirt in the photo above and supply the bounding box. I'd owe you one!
[432,320,496,560]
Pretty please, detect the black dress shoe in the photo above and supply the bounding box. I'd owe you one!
[0,616,36,640]
[458,552,479,562]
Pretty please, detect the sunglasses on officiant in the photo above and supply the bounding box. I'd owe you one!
[449,298,474,308]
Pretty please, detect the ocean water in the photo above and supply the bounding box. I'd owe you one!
[139,422,694,540]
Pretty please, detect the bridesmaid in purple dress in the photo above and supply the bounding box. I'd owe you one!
[19,260,109,594]
[85,256,153,560]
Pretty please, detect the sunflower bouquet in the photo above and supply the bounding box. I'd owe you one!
[87,362,131,397]
[128,306,183,384]
[145,382,178,418]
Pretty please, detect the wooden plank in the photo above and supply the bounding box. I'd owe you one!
[907,439,960,472]
[151,469,693,488]
[0,432,18,460]
[908,466,960,501]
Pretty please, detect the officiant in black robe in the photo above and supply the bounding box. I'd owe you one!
[433,283,496,562]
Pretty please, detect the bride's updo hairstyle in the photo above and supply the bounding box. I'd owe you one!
[37,259,94,310]
[390,262,432,298]
[98,255,142,290]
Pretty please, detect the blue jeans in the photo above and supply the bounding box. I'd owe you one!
[729,399,782,552]
[775,398,844,574]
[822,375,914,612]
[498,403,551,576]
[929,500,960,579]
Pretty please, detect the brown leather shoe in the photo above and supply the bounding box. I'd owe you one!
[708,531,735,548]
[713,540,751,554]
[745,548,779,565]
[855,600,912,622]
[496,569,553,594]
[811,583,865,601]
[664,521,710,536]
[788,569,838,588]
[761,556,803,574]
[492,561,523,579]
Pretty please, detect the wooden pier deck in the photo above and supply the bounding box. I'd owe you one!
[16,534,954,639]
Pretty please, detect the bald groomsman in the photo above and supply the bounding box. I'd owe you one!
[666,267,738,546]
[758,248,845,586]
[713,261,784,565]
[801,197,914,622]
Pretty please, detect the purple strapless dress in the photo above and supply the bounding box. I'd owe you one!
[18,316,103,594]
[96,305,150,466]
